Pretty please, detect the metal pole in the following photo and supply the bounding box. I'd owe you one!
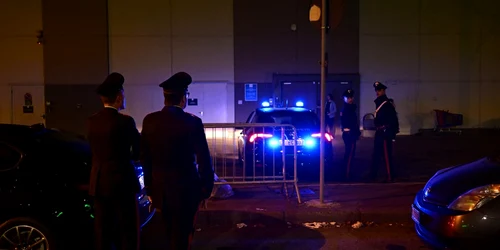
[319,0,327,204]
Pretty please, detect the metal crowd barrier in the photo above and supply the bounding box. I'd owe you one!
[203,123,302,203]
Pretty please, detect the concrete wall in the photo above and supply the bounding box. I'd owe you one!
[108,0,234,130]
[359,0,500,134]
[0,0,44,125]
[42,0,109,135]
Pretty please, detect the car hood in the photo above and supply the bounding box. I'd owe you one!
[423,157,500,206]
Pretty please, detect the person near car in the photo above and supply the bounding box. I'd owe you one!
[325,93,337,134]
[140,72,214,250]
[369,81,400,182]
[340,89,361,180]
[87,72,141,250]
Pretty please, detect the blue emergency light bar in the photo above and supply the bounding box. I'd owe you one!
[261,101,270,107]
[295,101,304,107]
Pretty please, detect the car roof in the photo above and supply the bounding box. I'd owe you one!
[256,107,312,113]
[0,123,47,141]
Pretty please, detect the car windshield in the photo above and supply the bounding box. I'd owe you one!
[256,111,320,128]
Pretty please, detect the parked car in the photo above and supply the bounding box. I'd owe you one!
[0,123,154,249]
[412,155,500,249]
[237,102,334,181]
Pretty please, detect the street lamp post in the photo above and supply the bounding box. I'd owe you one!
[310,0,328,204]
[319,0,327,204]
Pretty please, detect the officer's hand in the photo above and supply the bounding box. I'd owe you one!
[147,196,153,212]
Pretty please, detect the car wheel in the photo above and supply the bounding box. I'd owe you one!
[0,217,56,250]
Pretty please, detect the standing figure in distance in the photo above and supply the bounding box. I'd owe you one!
[340,89,361,180]
[140,72,214,250]
[325,93,337,135]
[88,72,141,250]
[369,81,400,182]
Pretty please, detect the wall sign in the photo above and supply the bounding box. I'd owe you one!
[23,93,34,113]
[244,83,258,101]
[188,98,198,106]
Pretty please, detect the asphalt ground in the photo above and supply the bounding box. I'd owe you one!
[141,215,430,250]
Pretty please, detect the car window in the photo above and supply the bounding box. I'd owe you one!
[264,111,320,128]
[256,114,276,123]
[245,111,256,123]
[0,142,22,171]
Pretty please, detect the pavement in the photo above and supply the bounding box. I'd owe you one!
[139,130,500,249]
[198,183,422,227]
[141,183,426,249]
[144,222,430,250]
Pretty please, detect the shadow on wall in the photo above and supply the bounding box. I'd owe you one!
[479,118,500,129]
[405,111,435,135]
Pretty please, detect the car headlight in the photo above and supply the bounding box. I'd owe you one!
[448,184,500,211]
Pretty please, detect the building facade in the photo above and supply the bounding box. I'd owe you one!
[1,0,499,135]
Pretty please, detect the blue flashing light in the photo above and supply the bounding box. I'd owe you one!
[262,101,270,107]
[269,138,280,148]
[304,138,315,148]
[295,101,304,107]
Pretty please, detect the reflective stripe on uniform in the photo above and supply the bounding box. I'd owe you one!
[374,100,388,118]
[343,128,351,132]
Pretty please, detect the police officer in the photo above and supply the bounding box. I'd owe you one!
[369,81,400,182]
[88,72,141,250]
[140,72,214,250]
[340,89,361,180]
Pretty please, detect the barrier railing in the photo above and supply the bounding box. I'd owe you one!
[203,123,301,203]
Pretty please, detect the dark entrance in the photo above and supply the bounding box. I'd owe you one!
[272,74,360,116]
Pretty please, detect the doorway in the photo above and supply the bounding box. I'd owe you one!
[184,82,229,123]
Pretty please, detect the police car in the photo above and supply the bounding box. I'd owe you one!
[237,101,333,181]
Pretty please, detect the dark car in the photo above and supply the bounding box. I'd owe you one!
[0,124,154,249]
[237,104,334,181]
[412,155,500,249]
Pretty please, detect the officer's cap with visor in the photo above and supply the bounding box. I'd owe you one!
[159,72,192,95]
[342,89,355,98]
[373,81,387,91]
[96,72,125,97]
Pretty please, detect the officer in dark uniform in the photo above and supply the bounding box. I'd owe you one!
[87,72,141,250]
[340,89,361,180]
[369,81,400,182]
[140,72,214,250]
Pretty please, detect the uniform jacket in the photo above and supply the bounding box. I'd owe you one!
[340,103,361,138]
[87,107,141,197]
[374,95,400,138]
[140,106,214,209]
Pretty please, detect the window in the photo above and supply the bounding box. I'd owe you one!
[0,142,22,171]
[245,111,256,123]
[259,111,320,128]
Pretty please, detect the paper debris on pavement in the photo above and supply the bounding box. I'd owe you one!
[236,223,247,229]
[211,173,234,199]
[351,221,363,229]
[302,221,337,229]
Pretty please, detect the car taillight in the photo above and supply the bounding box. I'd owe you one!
[311,133,333,142]
[249,133,273,143]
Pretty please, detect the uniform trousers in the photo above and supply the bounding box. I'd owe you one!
[93,194,140,250]
[161,190,201,250]
[369,130,397,181]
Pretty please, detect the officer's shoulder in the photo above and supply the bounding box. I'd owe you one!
[119,113,136,122]
[184,112,202,122]
[143,111,162,121]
